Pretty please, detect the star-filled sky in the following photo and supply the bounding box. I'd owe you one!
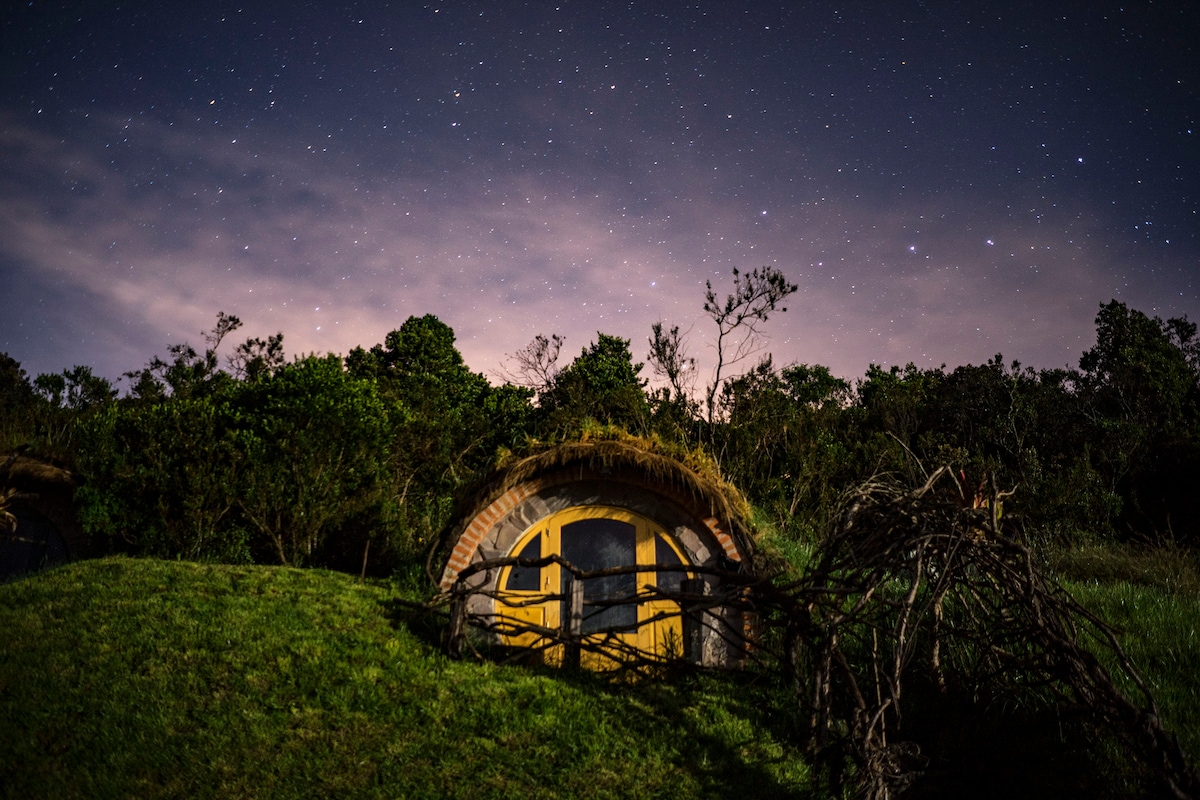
[2,1,1197,391]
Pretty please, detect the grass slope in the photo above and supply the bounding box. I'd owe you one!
[0,558,810,800]
[3,555,1198,799]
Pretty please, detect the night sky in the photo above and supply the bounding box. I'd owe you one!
[2,2,1198,391]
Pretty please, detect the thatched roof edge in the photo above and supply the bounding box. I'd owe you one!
[441,435,756,559]
[0,454,76,487]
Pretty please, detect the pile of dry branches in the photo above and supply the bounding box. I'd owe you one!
[773,466,1198,799]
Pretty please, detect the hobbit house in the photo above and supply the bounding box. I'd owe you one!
[439,437,756,667]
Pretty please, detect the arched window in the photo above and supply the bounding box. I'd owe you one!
[496,506,692,661]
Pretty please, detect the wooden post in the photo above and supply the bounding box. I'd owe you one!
[564,579,584,669]
[359,537,371,581]
[446,590,466,659]
[681,578,709,665]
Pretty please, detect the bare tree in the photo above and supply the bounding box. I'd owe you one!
[204,311,243,352]
[496,333,564,398]
[702,266,798,423]
[647,321,697,402]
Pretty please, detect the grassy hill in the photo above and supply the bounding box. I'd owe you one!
[0,558,810,799]
[2,555,1197,799]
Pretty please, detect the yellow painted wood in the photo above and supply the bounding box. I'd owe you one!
[495,506,693,665]
[494,595,545,648]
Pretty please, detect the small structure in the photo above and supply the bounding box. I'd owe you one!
[438,436,756,667]
[1,455,83,582]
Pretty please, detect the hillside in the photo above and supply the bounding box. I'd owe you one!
[0,558,809,800]
[3,556,1198,799]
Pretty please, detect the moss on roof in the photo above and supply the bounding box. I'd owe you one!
[440,426,756,564]
[0,454,75,488]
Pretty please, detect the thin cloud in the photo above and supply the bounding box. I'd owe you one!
[2,108,1195,389]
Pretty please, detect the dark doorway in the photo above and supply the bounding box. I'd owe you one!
[1,506,68,582]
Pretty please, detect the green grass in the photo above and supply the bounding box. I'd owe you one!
[1048,544,1200,761]
[0,557,812,800]
[3,551,1198,799]
[1066,580,1200,760]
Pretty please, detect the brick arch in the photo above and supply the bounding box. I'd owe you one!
[439,467,748,592]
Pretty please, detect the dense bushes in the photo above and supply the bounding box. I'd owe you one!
[2,298,1199,573]
[709,302,1200,549]
[74,354,391,566]
[59,314,535,573]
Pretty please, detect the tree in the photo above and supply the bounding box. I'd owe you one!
[855,362,943,445]
[348,315,535,566]
[926,356,1042,479]
[32,365,116,412]
[349,315,498,479]
[538,333,649,433]
[232,354,390,566]
[1078,300,1198,460]
[0,354,41,450]
[644,322,701,442]
[74,390,247,562]
[919,356,1121,543]
[702,266,798,424]
[716,356,852,538]
[349,313,488,405]
[1076,300,1200,542]
[229,332,286,382]
[125,311,247,400]
[647,322,697,404]
[780,362,852,410]
[852,363,946,485]
[72,313,267,562]
[498,333,564,399]
[27,365,117,457]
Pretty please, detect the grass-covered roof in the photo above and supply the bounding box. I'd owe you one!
[441,427,756,562]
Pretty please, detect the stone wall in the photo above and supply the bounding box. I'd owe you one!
[440,464,753,666]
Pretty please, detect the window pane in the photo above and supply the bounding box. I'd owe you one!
[561,518,637,633]
[655,534,685,594]
[505,533,542,591]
